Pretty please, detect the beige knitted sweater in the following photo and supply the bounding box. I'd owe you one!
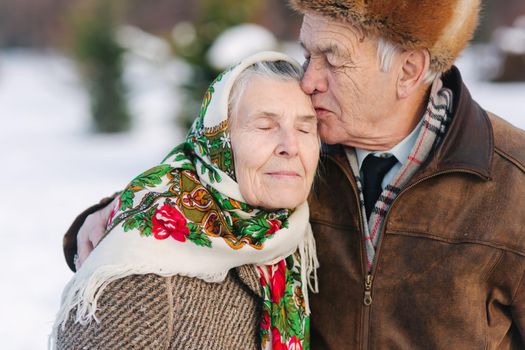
[56,265,262,349]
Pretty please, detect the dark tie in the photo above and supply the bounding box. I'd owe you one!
[361,154,398,219]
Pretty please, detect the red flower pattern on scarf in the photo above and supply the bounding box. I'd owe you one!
[261,310,270,330]
[107,197,121,226]
[258,266,268,287]
[265,219,281,236]
[152,204,190,241]
[287,336,302,350]
[272,327,288,350]
[270,260,287,303]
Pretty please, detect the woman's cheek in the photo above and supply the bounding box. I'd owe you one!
[236,168,256,206]
[302,135,321,169]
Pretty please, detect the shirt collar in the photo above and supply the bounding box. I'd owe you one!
[355,116,425,170]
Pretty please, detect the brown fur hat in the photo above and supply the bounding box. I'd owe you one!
[289,0,481,72]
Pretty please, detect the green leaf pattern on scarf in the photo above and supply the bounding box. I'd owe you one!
[259,252,310,350]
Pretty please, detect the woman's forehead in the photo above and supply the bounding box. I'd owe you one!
[230,76,300,114]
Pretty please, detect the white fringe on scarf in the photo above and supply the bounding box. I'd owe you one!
[298,225,319,315]
[49,201,318,349]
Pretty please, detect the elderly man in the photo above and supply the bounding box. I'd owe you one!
[64,0,525,348]
[291,0,525,348]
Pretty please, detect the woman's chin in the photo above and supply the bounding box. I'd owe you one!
[257,191,307,210]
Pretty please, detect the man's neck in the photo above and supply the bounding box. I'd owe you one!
[354,115,425,168]
[345,83,432,151]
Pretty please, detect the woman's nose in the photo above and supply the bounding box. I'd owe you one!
[276,129,299,158]
[301,59,328,95]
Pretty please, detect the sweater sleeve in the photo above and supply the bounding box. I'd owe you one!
[56,274,171,350]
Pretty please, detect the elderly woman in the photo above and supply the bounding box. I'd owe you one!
[51,52,320,350]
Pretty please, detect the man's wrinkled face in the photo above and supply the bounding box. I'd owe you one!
[230,76,319,210]
[300,13,400,149]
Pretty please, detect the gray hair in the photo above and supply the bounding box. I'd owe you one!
[330,17,438,84]
[229,60,304,117]
[377,37,439,84]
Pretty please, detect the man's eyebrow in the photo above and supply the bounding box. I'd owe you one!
[300,41,307,51]
[300,41,339,55]
[321,43,341,56]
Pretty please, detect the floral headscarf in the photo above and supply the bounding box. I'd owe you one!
[53,51,318,350]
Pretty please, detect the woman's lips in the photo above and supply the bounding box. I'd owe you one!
[266,171,300,178]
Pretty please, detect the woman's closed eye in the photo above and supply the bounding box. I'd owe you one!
[252,116,277,131]
[297,121,317,134]
[255,122,275,131]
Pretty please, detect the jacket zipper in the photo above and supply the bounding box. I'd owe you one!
[328,154,487,349]
[364,274,373,306]
[327,154,371,349]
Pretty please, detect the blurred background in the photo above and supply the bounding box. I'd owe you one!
[1,0,524,348]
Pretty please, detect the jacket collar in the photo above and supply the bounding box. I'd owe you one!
[323,66,494,181]
[422,66,493,180]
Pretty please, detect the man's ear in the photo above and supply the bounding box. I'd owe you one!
[396,49,431,99]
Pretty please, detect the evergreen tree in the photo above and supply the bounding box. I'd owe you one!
[71,0,131,133]
[172,0,261,130]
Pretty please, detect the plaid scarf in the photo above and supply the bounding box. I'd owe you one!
[346,77,453,270]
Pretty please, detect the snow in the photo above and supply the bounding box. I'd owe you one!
[455,48,525,125]
[0,49,185,349]
[493,15,525,55]
[117,25,172,62]
[207,24,278,69]
[494,26,525,55]
[1,46,524,349]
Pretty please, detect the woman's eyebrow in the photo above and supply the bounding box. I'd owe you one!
[250,111,279,119]
[298,114,318,123]
[249,111,316,123]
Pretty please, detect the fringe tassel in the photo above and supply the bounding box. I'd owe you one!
[48,265,228,349]
[298,225,319,316]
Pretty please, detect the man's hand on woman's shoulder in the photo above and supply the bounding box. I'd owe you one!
[76,199,117,269]
[63,195,118,271]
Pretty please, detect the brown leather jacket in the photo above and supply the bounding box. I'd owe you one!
[308,67,525,349]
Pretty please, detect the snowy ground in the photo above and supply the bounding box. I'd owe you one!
[0,48,523,349]
[0,49,185,349]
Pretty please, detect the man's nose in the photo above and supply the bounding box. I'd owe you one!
[301,59,328,95]
[276,129,299,158]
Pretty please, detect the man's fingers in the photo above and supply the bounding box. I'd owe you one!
[90,200,116,247]
[76,242,93,270]
[74,199,117,270]
[75,212,103,269]
[90,227,106,248]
